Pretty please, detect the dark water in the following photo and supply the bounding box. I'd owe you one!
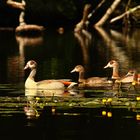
[0,27,140,139]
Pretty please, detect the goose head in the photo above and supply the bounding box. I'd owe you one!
[24,60,38,89]
[71,65,85,73]
[71,65,85,83]
[104,60,119,69]
[24,60,37,70]
[104,60,120,80]
[126,69,137,76]
[115,69,137,83]
[125,69,137,81]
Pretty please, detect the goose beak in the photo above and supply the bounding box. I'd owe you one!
[104,63,111,69]
[24,64,29,70]
[125,71,134,77]
[71,68,76,73]
[104,65,108,69]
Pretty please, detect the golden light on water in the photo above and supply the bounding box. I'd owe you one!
[51,107,56,114]
[102,111,107,116]
[102,110,112,118]
[136,114,140,121]
[107,112,112,118]
[136,97,140,101]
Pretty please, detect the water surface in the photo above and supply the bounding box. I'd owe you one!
[0,27,140,139]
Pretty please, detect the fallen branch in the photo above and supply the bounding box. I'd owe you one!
[7,0,25,10]
[88,0,106,19]
[95,0,121,27]
[74,4,91,32]
[110,5,140,23]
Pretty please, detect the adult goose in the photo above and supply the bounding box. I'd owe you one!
[104,60,138,92]
[104,60,120,80]
[24,60,77,96]
[104,60,136,83]
[71,65,113,88]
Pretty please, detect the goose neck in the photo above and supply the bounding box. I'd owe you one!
[112,66,119,79]
[28,68,36,80]
[78,71,86,83]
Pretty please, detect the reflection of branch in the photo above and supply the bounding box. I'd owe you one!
[110,29,131,47]
[16,36,43,46]
[95,26,129,69]
[110,5,140,23]
[19,11,26,25]
[7,0,26,10]
[74,4,91,32]
[110,29,126,41]
[16,35,43,70]
[16,24,44,33]
[74,29,92,65]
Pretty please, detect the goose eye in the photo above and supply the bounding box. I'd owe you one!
[110,61,114,64]
[30,61,35,65]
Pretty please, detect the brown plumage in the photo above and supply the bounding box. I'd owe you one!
[104,60,120,80]
[71,65,112,87]
[104,60,137,83]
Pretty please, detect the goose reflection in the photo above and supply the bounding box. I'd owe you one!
[24,89,83,119]
[25,88,65,97]
[24,96,40,119]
